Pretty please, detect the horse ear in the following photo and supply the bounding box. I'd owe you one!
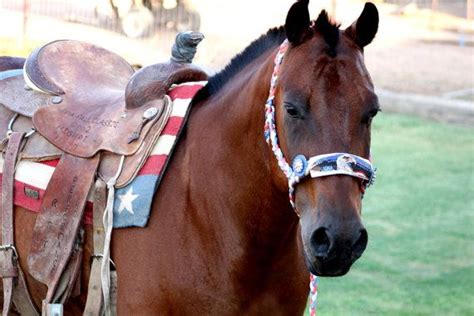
[285,0,311,45]
[345,2,379,48]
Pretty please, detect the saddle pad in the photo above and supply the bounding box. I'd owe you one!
[0,82,206,228]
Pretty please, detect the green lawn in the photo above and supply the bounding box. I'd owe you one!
[309,113,474,315]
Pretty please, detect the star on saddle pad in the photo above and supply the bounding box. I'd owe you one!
[117,187,139,215]
[0,81,207,228]
[111,81,207,227]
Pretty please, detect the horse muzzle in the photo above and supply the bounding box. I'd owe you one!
[302,218,368,276]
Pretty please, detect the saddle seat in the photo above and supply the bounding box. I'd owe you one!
[25,40,167,158]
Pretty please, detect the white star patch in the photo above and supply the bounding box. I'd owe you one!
[117,187,139,215]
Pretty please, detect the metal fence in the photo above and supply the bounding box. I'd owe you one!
[0,0,201,38]
[0,0,470,40]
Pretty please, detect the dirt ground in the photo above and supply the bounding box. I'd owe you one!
[367,40,473,96]
[364,4,474,98]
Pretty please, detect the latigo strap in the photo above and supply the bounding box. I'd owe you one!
[84,179,107,315]
[1,132,39,315]
[1,132,24,315]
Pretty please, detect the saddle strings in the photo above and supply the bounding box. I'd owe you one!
[101,155,125,316]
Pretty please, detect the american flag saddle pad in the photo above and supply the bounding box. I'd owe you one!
[0,81,207,228]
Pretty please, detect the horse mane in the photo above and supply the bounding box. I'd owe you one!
[193,10,340,102]
[193,26,286,103]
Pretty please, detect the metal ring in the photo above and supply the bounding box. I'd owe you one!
[0,244,18,259]
[6,113,19,136]
[6,113,36,138]
[24,128,36,138]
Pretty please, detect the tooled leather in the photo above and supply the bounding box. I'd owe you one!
[27,154,99,294]
[0,104,62,161]
[98,96,173,188]
[0,75,52,117]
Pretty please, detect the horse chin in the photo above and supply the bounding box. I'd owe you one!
[304,254,354,277]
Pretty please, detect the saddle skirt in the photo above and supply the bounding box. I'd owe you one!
[0,81,206,228]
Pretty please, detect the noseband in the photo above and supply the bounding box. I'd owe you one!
[264,40,376,214]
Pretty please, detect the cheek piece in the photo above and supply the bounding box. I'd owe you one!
[264,39,376,316]
[264,40,377,214]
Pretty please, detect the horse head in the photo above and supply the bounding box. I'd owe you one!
[272,1,380,276]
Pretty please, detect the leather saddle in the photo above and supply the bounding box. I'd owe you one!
[29,40,167,158]
[0,39,207,186]
[0,38,207,312]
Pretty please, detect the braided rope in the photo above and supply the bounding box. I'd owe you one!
[309,274,319,316]
[263,40,301,208]
[263,39,318,315]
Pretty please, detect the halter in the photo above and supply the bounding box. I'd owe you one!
[264,40,376,213]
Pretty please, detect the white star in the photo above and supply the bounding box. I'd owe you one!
[118,187,139,215]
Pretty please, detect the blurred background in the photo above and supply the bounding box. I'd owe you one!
[0,0,473,314]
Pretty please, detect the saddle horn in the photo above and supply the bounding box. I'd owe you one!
[125,31,208,110]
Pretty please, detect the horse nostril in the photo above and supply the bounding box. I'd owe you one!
[352,229,368,258]
[311,227,332,258]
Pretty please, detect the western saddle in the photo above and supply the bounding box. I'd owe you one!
[0,33,207,315]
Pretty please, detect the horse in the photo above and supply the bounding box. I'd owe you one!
[1,0,380,314]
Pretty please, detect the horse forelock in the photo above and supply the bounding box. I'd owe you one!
[312,10,341,58]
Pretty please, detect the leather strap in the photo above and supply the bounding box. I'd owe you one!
[27,153,100,305]
[84,179,107,315]
[52,239,83,304]
[63,242,83,300]
[110,270,118,315]
[12,267,39,315]
[1,132,24,315]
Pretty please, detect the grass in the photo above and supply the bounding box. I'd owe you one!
[308,113,474,315]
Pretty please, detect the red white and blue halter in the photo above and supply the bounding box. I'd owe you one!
[264,40,376,316]
[264,40,376,212]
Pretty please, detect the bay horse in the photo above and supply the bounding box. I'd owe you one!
[2,0,380,314]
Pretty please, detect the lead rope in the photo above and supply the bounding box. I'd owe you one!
[101,155,125,316]
[264,39,318,315]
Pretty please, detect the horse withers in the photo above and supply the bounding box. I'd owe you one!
[0,0,380,314]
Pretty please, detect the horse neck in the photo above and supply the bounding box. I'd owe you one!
[185,48,302,275]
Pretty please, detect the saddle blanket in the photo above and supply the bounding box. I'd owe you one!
[0,81,206,228]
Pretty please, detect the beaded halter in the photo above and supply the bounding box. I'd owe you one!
[263,39,376,316]
[264,40,376,213]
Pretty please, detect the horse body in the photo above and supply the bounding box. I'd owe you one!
[1,1,380,314]
[112,44,309,314]
[9,33,307,316]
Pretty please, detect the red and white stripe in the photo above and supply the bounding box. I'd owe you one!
[0,81,207,223]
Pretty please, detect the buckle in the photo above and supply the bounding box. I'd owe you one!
[0,244,18,259]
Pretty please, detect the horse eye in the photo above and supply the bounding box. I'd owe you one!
[285,104,300,118]
[362,108,380,125]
